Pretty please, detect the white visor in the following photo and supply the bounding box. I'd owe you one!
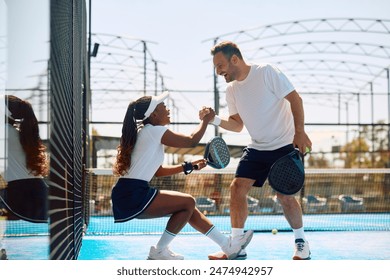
[142,91,169,120]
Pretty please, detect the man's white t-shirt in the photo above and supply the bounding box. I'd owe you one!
[122,124,168,181]
[226,64,295,150]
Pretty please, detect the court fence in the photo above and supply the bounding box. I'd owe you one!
[84,168,390,234]
[1,168,389,246]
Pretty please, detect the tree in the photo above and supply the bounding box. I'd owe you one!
[339,137,370,168]
[306,152,330,168]
[339,121,389,168]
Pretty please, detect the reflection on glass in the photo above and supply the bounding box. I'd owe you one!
[1,0,49,260]
[1,95,49,223]
[0,0,7,261]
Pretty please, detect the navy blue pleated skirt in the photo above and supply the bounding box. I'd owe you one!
[111,178,159,223]
[1,178,48,223]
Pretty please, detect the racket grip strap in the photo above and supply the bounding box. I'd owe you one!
[181,161,194,175]
[210,115,221,126]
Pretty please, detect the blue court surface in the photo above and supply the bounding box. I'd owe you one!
[3,230,389,260]
[2,213,389,260]
[77,231,390,260]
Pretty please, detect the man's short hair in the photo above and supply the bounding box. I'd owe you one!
[210,41,243,60]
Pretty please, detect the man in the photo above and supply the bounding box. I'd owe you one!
[205,41,312,260]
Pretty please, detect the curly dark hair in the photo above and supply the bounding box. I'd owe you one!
[6,95,49,177]
[113,96,152,176]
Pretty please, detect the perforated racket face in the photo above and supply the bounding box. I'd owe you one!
[268,150,305,195]
[204,137,230,169]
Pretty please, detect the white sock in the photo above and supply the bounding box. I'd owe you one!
[205,225,228,248]
[231,228,244,238]
[293,227,306,241]
[156,229,176,249]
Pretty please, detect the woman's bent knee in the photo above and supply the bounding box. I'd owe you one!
[181,194,196,210]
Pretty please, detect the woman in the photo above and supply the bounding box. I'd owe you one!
[0,95,49,260]
[1,95,49,223]
[112,92,253,260]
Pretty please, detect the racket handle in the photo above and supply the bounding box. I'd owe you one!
[295,146,311,156]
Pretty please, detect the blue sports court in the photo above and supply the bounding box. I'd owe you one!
[3,213,389,260]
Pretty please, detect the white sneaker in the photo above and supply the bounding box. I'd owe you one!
[292,238,311,260]
[208,249,247,260]
[222,230,254,260]
[147,246,184,260]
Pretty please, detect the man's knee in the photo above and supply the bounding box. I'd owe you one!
[230,178,252,198]
[276,193,298,206]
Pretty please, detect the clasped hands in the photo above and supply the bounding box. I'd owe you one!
[198,106,215,122]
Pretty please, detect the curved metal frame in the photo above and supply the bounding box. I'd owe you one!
[205,18,390,137]
[203,18,390,44]
[89,33,170,119]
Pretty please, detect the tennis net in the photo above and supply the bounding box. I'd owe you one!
[84,168,390,235]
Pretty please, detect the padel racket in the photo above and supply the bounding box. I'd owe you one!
[203,136,230,169]
[268,149,305,195]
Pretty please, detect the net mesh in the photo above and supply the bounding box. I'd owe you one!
[3,169,389,237]
[84,168,390,235]
[48,0,87,260]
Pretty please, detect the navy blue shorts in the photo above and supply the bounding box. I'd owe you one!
[111,178,159,223]
[236,144,295,187]
[1,178,48,223]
